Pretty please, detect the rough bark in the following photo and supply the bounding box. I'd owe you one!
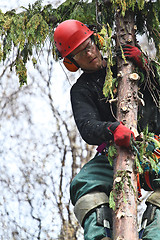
[113,10,139,240]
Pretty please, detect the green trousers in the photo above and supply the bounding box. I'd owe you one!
[70,154,160,240]
[70,155,113,240]
[70,155,113,206]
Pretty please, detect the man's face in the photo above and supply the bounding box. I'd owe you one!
[70,37,106,72]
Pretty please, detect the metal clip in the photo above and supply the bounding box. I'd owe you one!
[96,205,112,229]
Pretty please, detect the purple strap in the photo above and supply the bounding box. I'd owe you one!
[96,142,107,153]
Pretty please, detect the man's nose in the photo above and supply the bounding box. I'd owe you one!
[86,50,93,57]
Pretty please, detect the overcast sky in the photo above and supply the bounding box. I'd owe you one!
[0,0,65,12]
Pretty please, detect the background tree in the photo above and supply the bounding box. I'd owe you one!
[0,0,160,239]
[0,40,97,239]
[0,2,95,239]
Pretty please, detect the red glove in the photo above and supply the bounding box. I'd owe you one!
[117,44,147,69]
[108,122,135,147]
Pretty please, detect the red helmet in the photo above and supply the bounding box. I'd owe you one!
[54,19,93,58]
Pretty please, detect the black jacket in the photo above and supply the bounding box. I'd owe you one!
[70,66,160,146]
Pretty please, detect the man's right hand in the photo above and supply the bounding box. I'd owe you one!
[108,122,135,148]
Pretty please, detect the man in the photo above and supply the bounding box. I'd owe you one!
[54,19,160,240]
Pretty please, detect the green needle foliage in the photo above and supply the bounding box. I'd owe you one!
[0,0,160,86]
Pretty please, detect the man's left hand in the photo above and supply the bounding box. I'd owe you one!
[117,44,147,69]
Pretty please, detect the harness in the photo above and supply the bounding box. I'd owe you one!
[128,134,160,198]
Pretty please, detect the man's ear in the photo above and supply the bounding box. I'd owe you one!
[63,57,79,72]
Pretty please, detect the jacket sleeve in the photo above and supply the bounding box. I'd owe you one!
[70,83,114,146]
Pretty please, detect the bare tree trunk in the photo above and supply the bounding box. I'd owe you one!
[113,10,139,240]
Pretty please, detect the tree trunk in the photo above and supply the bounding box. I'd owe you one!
[113,10,139,240]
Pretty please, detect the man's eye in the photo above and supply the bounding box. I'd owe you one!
[86,42,91,50]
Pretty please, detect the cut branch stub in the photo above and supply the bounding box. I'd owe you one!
[129,73,140,81]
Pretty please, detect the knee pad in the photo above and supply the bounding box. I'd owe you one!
[74,191,113,240]
[146,189,160,208]
[74,191,112,231]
